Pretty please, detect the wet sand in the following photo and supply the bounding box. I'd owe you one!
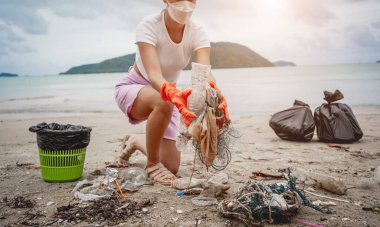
[0,113,379,226]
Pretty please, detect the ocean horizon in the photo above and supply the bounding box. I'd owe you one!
[1,63,379,120]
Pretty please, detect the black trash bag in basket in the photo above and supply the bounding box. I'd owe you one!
[314,90,363,143]
[269,100,315,141]
[29,122,92,151]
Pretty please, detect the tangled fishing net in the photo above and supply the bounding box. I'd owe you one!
[176,63,239,170]
[218,169,331,226]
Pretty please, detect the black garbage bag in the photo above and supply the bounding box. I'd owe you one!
[29,123,92,151]
[314,90,363,143]
[269,100,315,141]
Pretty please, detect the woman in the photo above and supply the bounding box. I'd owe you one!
[115,0,229,185]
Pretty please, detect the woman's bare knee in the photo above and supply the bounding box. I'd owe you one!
[154,101,173,119]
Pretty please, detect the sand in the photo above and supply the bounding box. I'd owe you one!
[0,113,379,226]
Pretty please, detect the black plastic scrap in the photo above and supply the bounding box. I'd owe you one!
[218,168,330,226]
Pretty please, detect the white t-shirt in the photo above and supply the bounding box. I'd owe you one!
[135,11,210,83]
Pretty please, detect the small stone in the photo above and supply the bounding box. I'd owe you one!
[354,201,362,206]
[172,217,178,222]
[177,210,183,214]
[170,207,174,210]
[342,218,350,221]
[37,197,42,200]
[75,213,80,217]
[142,208,148,213]
[57,219,63,223]
[46,201,54,206]
[361,220,370,227]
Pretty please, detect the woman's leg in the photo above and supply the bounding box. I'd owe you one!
[119,137,180,174]
[159,139,180,174]
[129,86,173,168]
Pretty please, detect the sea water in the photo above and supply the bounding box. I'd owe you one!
[0,63,379,120]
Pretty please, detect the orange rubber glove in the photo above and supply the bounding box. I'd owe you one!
[160,82,196,126]
[208,81,230,128]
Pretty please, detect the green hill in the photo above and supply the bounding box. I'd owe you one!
[60,42,273,75]
[0,72,18,77]
[60,54,135,75]
[203,42,273,69]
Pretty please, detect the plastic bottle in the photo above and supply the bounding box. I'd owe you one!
[120,167,146,191]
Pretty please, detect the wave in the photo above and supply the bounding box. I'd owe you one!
[2,96,56,102]
[0,108,116,114]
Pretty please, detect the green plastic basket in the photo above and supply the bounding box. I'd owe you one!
[38,147,87,182]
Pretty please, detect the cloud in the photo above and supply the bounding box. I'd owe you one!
[288,0,335,26]
[372,22,380,29]
[0,1,48,35]
[344,24,379,47]
[1,0,380,75]
[0,22,34,56]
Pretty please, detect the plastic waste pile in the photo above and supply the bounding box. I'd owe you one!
[172,172,230,206]
[72,167,146,201]
[218,169,330,226]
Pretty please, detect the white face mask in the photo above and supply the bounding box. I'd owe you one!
[167,1,195,24]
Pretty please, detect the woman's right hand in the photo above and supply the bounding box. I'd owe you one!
[160,82,196,126]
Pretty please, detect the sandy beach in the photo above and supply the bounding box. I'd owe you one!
[1,112,379,226]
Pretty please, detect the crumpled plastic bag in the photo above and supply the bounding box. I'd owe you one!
[172,172,230,206]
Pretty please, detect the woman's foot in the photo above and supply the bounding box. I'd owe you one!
[146,163,177,185]
[115,135,140,168]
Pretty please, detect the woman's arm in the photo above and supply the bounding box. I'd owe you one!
[137,42,167,91]
[195,47,229,126]
[195,47,216,83]
[137,42,196,125]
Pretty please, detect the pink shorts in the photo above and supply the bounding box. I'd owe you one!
[114,68,180,141]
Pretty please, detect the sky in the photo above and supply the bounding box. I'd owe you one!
[0,0,380,76]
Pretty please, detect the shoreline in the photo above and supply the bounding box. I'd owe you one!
[1,104,380,121]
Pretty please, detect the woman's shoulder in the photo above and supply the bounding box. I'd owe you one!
[187,19,205,32]
[139,12,163,27]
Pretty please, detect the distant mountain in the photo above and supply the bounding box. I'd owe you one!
[273,60,296,67]
[61,42,273,75]
[184,42,273,70]
[0,72,18,77]
[377,60,380,63]
[60,54,136,75]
